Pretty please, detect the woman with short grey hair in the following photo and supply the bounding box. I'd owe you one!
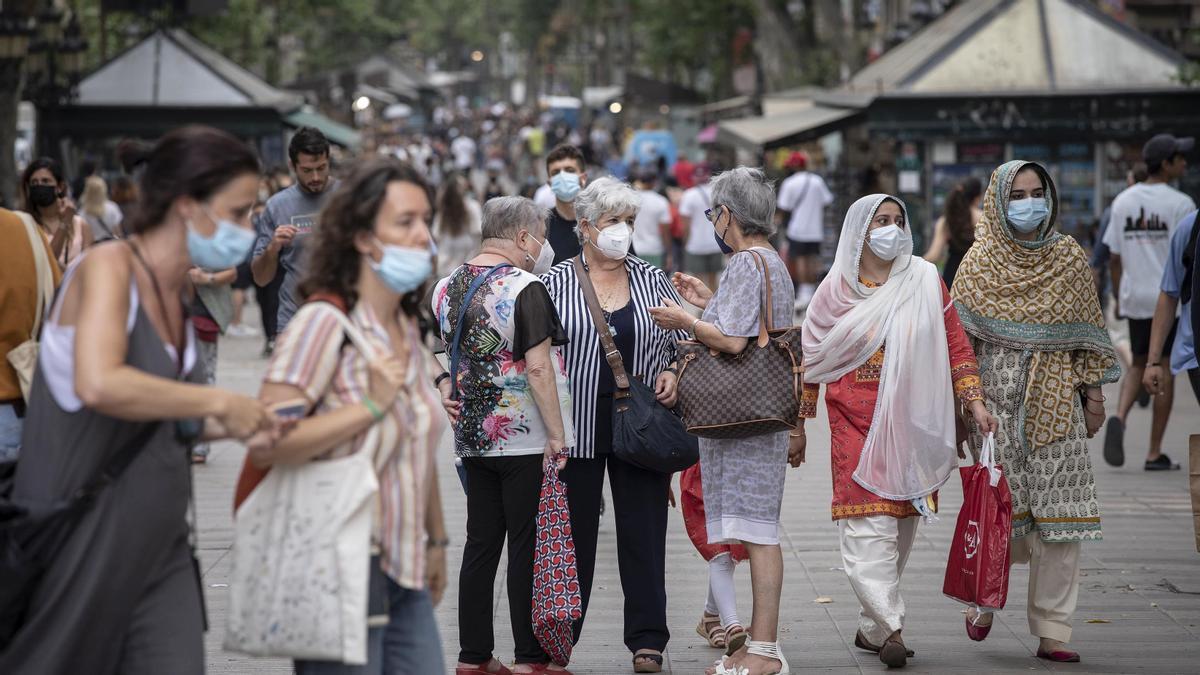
[542,176,689,673]
[432,195,575,674]
[649,167,798,675]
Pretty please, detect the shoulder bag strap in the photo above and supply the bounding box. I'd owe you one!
[16,211,53,341]
[572,256,630,393]
[72,421,162,507]
[310,301,393,472]
[448,264,513,401]
[746,249,773,347]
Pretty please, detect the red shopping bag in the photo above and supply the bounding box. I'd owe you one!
[943,434,1012,611]
[531,457,582,666]
[680,465,748,563]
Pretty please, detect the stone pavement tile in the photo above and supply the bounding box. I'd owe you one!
[196,332,1200,674]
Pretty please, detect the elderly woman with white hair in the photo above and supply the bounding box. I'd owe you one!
[541,176,688,674]
[649,167,797,675]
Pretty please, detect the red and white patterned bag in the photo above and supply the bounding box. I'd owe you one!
[531,457,582,666]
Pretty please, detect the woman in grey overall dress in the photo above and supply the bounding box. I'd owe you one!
[0,126,273,675]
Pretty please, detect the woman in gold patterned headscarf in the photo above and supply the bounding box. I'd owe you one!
[951,160,1119,664]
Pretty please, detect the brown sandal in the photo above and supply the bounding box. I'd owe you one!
[697,613,726,648]
[633,650,663,673]
[724,624,748,656]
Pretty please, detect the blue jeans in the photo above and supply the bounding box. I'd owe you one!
[294,577,444,675]
[0,403,22,462]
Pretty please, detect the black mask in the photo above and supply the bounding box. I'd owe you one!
[29,184,58,208]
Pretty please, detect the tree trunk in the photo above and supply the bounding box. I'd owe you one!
[0,60,25,208]
[751,0,806,93]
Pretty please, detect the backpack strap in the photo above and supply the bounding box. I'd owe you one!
[447,264,513,401]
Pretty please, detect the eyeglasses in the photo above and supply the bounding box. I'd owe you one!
[704,204,724,224]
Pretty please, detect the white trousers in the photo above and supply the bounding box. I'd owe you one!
[1010,535,1081,643]
[837,515,919,645]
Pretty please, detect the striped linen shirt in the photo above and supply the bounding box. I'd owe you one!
[541,255,689,458]
[264,300,448,590]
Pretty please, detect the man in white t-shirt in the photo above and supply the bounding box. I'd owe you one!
[678,164,723,290]
[775,151,834,309]
[451,133,478,173]
[1102,133,1196,471]
[631,170,672,269]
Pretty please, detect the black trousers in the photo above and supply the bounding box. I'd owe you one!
[458,454,548,665]
[1188,367,1200,407]
[559,397,671,653]
[255,268,284,341]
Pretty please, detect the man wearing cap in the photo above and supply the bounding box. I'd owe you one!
[1103,133,1196,471]
[775,151,833,311]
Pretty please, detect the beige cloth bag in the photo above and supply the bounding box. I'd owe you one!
[6,212,55,402]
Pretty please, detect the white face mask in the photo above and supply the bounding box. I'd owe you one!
[525,232,555,275]
[590,222,633,260]
[866,224,904,261]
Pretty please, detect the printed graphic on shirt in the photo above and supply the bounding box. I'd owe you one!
[290,213,317,235]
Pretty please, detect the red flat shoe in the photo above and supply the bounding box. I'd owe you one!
[1036,648,1080,663]
[456,661,514,675]
[965,613,992,642]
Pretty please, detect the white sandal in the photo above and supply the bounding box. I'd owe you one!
[710,640,790,675]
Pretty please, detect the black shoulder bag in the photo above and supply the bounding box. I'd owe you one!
[572,256,698,474]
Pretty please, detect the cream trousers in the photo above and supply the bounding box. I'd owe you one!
[837,515,918,645]
[1010,535,1081,643]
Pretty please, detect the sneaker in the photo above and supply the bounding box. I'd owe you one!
[262,340,275,358]
[1103,417,1124,467]
[1144,454,1181,471]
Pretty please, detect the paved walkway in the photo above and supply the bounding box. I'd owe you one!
[197,327,1200,674]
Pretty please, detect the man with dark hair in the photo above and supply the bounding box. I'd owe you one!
[251,126,335,334]
[544,143,588,265]
[1103,133,1197,471]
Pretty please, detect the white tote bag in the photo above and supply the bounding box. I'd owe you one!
[224,307,391,664]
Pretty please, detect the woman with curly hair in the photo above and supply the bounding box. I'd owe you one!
[241,157,450,674]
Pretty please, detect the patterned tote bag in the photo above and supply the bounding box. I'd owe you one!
[531,456,582,666]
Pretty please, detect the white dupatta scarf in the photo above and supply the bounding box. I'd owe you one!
[801,194,956,501]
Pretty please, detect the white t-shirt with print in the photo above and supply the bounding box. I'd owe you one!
[632,189,672,257]
[680,184,719,255]
[1103,182,1197,319]
[777,171,834,242]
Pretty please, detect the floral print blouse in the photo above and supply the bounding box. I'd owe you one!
[433,264,575,458]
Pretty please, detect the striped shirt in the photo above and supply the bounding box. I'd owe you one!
[542,255,689,458]
[264,301,448,590]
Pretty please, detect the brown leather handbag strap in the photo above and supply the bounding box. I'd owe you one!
[572,256,631,391]
[746,249,773,347]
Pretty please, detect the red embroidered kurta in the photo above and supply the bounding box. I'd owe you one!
[801,280,983,521]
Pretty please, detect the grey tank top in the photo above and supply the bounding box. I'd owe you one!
[13,298,202,507]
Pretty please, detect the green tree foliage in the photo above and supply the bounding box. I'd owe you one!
[70,0,832,95]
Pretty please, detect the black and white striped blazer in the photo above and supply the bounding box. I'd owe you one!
[541,255,689,459]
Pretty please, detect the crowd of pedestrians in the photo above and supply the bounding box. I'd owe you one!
[0,118,1196,675]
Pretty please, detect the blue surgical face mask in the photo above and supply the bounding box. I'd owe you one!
[550,171,581,202]
[370,239,434,295]
[1007,197,1049,234]
[187,209,257,271]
